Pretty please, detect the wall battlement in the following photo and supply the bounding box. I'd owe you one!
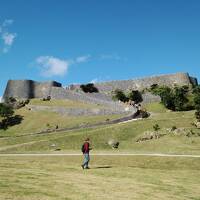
[3,80,61,100]
[2,73,198,104]
[93,72,198,94]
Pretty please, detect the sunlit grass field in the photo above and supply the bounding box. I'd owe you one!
[0,155,200,200]
[0,101,200,199]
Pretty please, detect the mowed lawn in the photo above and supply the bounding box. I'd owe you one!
[0,155,200,200]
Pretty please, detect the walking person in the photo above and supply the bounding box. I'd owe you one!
[81,138,92,169]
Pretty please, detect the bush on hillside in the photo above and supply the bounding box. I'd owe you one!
[80,83,99,93]
[153,124,160,132]
[112,89,143,103]
[0,103,14,119]
[5,97,30,109]
[127,90,143,103]
[149,85,193,111]
[0,103,24,130]
[192,85,200,121]
[112,89,128,102]
[173,86,189,111]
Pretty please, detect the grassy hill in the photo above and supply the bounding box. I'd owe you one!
[0,99,126,137]
[1,100,200,200]
[0,100,199,154]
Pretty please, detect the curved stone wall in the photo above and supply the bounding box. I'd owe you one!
[94,73,195,94]
[3,80,35,100]
[3,80,61,101]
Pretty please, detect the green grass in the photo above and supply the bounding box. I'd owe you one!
[0,102,200,199]
[0,107,126,137]
[143,102,168,113]
[0,102,199,155]
[0,156,200,200]
[0,108,199,154]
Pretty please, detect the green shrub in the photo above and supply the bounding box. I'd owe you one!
[112,89,128,102]
[112,89,143,103]
[153,124,160,131]
[171,126,177,131]
[127,90,143,103]
[149,85,193,111]
[80,83,99,93]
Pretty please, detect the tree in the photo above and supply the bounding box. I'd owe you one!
[112,89,128,102]
[80,83,99,93]
[127,90,143,103]
[157,86,175,110]
[0,103,14,129]
[150,85,191,111]
[192,85,200,95]
[0,103,14,119]
[173,86,188,111]
[193,85,200,121]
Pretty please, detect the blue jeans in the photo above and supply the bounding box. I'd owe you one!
[82,153,90,168]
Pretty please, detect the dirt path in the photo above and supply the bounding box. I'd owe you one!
[0,153,200,158]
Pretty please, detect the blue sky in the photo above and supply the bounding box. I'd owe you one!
[0,0,200,98]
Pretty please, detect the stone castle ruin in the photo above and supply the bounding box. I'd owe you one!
[99,72,197,92]
[3,72,198,106]
[68,72,198,94]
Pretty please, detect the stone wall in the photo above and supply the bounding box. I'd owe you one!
[93,73,196,94]
[2,73,198,106]
[50,87,134,112]
[3,80,61,101]
[142,92,161,104]
[68,73,197,94]
[27,105,133,116]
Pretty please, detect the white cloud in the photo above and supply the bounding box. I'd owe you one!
[75,55,91,63]
[0,96,2,103]
[0,19,16,53]
[2,32,17,46]
[35,54,91,77]
[36,56,69,77]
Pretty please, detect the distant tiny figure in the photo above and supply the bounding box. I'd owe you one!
[81,138,92,169]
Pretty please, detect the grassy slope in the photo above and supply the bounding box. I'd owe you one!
[0,99,126,137]
[0,102,199,154]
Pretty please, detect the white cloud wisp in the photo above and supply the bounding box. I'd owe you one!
[0,19,17,53]
[75,55,91,63]
[36,56,69,77]
[36,54,91,77]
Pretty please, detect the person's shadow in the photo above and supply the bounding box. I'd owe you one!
[92,166,113,169]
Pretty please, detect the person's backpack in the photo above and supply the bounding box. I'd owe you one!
[81,144,85,153]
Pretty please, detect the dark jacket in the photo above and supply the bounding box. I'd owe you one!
[83,142,90,154]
